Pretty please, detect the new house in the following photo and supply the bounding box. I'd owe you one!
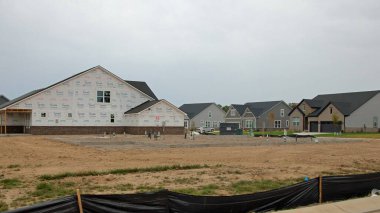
[0,66,185,135]
[288,90,380,132]
[179,103,226,130]
[225,101,291,130]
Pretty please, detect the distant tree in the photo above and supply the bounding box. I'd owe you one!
[332,114,341,133]
[217,104,230,113]
[268,112,276,134]
[288,102,298,109]
[190,121,196,131]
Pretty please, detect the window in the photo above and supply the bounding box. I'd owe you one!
[184,121,188,128]
[213,121,218,128]
[205,121,211,127]
[330,107,333,114]
[292,117,300,127]
[274,120,281,128]
[245,120,254,128]
[110,114,114,123]
[68,113,72,118]
[231,109,236,116]
[280,109,285,117]
[302,104,306,111]
[97,91,110,103]
[286,120,289,127]
[41,113,46,117]
[208,111,212,118]
[374,116,378,128]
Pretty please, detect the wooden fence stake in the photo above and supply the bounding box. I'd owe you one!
[76,189,84,213]
[319,176,323,203]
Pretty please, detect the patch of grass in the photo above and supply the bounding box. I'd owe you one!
[0,178,22,189]
[136,184,164,192]
[0,201,8,212]
[114,183,134,191]
[32,182,75,199]
[229,179,297,194]
[172,177,200,185]
[319,132,380,139]
[174,184,220,196]
[7,164,21,169]
[39,164,209,180]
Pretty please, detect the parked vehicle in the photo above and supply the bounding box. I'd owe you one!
[196,127,215,134]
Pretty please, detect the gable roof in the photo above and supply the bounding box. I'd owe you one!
[125,80,158,100]
[179,103,214,119]
[0,89,44,109]
[124,100,161,114]
[125,99,186,115]
[245,101,284,116]
[230,104,246,116]
[0,95,9,105]
[308,90,380,117]
[0,66,158,110]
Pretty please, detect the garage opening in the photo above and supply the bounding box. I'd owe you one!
[320,121,342,133]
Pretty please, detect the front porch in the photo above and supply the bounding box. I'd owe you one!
[0,109,32,134]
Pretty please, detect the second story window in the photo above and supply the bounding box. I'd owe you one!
[280,109,285,117]
[208,111,212,118]
[231,109,236,116]
[97,91,111,103]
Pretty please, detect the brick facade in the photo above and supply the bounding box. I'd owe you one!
[28,126,184,135]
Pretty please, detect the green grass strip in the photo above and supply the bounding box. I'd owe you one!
[39,164,209,181]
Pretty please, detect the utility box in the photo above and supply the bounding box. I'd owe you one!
[220,123,240,135]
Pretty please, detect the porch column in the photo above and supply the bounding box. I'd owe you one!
[318,121,321,133]
[4,110,7,134]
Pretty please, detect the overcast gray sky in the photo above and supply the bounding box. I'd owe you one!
[0,0,379,106]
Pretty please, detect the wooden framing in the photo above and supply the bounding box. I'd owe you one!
[0,109,32,134]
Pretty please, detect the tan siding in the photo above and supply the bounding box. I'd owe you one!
[289,109,304,131]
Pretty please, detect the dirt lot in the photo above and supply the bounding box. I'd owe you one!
[1,134,380,210]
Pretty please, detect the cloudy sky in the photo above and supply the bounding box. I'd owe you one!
[0,0,379,106]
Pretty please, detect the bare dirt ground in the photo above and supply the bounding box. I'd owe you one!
[1,134,380,210]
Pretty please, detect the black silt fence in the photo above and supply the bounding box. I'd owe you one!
[5,172,380,213]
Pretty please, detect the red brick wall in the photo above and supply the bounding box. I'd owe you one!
[29,126,185,135]
[125,126,185,135]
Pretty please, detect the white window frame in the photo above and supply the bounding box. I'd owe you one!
[97,91,111,103]
[205,121,211,128]
[292,117,300,127]
[280,109,285,117]
[208,111,212,118]
[286,120,289,127]
[230,109,236,116]
[245,120,254,128]
[374,116,378,128]
[274,120,281,128]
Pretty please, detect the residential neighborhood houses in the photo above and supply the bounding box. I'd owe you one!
[179,103,226,131]
[288,90,380,133]
[0,66,379,135]
[0,66,185,135]
[225,101,292,130]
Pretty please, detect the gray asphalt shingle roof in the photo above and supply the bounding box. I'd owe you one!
[124,100,161,114]
[307,90,380,117]
[231,104,246,116]
[179,103,214,119]
[245,101,283,116]
[125,80,158,100]
[0,89,44,109]
[0,95,9,105]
